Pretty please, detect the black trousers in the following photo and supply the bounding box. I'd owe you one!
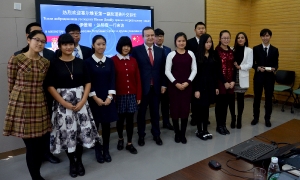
[160,89,170,125]
[215,94,235,127]
[229,92,245,117]
[116,113,134,143]
[23,134,48,180]
[95,122,110,146]
[253,78,275,120]
[193,104,209,132]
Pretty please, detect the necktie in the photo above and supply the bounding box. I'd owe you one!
[74,47,80,58]
[264,47,268,57]
[148,47,154,66]
[148,47,154,85]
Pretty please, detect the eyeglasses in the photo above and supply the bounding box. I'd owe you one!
[32,38,46,44]
[69,32,81,35]
[221,38,231,40]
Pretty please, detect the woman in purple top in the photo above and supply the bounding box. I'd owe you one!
[165,32,197,144]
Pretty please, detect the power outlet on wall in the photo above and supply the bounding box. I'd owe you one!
[14,2,21,10]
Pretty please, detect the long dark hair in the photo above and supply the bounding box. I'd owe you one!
[197,34,214,64]
[234,32,249,50]
[21,30,46,53]
[217,30,231,47]
[91,35,106,54]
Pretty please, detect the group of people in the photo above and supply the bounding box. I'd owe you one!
[3,21,278,180]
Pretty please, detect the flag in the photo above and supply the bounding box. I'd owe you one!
[131,34,144,47]
[46,36,59,51]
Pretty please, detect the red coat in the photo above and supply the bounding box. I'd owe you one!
[111,55,142,100]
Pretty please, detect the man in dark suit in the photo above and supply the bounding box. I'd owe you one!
[132,27,166,146]
[251,29,279,127]
[185,22,206,126]
[154,28,174,131]
[13,22,60,164]
[65,24,92,60]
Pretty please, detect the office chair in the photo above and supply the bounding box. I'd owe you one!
[273,70,295,113]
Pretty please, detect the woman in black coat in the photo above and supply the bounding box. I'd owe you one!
[193,34,219,140]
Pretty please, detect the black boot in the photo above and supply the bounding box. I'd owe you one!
[236,115,242,129]
[230,115,236,129]
[103,144,112,162]
[95,142,104,163]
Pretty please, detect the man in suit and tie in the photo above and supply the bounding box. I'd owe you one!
[13,22,60,164]
[65,24,92,60]
[154,28,174,131]
[132,27,166,146]
[186,22,206,126]
[252,29,279,127]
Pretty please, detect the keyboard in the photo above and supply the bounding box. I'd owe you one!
[238,143,276,161]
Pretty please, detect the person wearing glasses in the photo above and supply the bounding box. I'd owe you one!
[4,30,51,180]
[154,28,174,131]
[13,22,60,164]
[85,35,118,163]
[214,30,236,135]
[46,34,101,178]
[64,24,92,60]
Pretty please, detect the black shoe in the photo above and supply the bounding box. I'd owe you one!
[223,126,230,134]
[69,162,77,178]
[153,136,163,145]
[181,136,187,144]
[117,139,124,150]
[95,143,104,163]
[138,137,145,146]
[251,119,259,125]
[174,133,181,143]
[190,119,197,126]
[163,123,174,130]
[216,126,226,135]
[44,153,60,164]
[76,161,85,176]
[265,120,272,127]
[126,144,138,154]
[103,150,112,162]
[203,131,213,139]
[196,131,207,141]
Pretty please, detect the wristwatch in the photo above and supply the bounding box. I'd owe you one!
[107,95,113,100]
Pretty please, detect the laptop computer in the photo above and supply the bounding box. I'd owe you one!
[226,139,300,163]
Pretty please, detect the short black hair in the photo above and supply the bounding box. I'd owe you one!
[116,36,132,54]
[142,26,154,37]
[195,22,206,29]
[65,24,81,33]
[260,29,272,37]
[58,33,75,47]
[25,22,41,34]
[174,32,187,47]
[154,28,165,36]
[92,35,106,53]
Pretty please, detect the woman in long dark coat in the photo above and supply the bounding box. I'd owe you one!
[165,32,197,144]
[85,35,118,163]
[193,34,219,141]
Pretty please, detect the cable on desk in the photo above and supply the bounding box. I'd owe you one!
[226,159,254,173]
[220,168,252,179]
[254,135,290,146]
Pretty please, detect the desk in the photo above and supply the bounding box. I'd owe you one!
[159,119,300,180]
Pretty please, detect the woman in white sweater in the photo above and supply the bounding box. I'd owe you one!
[229,32,253,129]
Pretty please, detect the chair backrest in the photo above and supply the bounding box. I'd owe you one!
[275,70,295,86]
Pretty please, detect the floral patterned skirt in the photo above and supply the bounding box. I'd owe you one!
[50,86,102,154]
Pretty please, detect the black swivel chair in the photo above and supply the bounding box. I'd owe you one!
[273,70,296,113]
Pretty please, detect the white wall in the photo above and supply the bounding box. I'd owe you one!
[0,0,205,153]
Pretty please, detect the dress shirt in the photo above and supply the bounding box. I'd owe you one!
[144,44,154,59]
[262,43,270,56]
[195,37,199,44]
[155,44,164,48]
[89,54,116,97]
[39,51,43,57]
[117,54,130,60]
[72,45,83,59]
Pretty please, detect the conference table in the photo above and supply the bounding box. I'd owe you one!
[159,119,300,180]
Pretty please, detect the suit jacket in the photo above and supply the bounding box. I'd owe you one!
[162,45,171,58]
[252,44,279,82]
[14,48,55,61]
[186,37,198,55]
[131,44,166,95]
[238,47,253,88]
[80,45,93,60]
